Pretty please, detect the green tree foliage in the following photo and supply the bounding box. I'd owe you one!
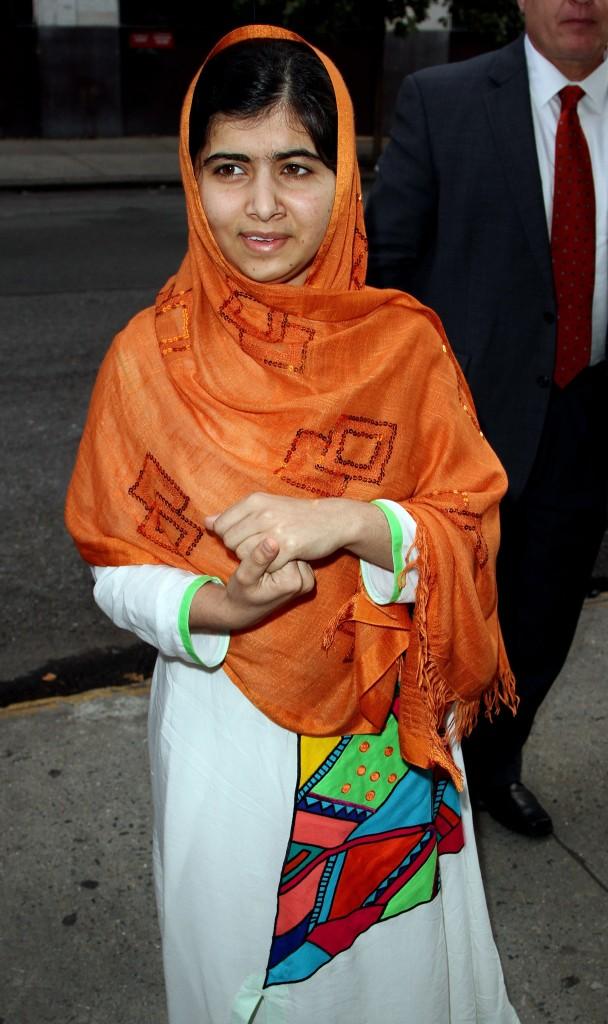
[446,2,523,44]
[231,0,432,45]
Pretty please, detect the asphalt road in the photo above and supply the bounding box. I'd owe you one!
[1,186,606,696]
[1,187,188,687]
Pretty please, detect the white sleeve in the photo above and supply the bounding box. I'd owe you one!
[91,564,229,668]
[360,500,419,605]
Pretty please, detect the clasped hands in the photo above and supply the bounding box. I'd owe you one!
[189,492,390,633]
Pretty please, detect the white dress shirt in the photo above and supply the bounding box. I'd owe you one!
[525,34,608,364]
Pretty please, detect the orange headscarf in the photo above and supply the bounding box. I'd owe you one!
[65,24,516,787]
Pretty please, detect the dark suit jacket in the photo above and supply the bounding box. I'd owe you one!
[366,37,571,500]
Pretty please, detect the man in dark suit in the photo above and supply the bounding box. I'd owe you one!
[366,0,608,837]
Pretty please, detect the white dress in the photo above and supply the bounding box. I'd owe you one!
[93,520,519,1024]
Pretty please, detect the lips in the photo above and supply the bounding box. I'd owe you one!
[240,233,289,254]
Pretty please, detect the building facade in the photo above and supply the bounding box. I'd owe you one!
[2,1,453,139]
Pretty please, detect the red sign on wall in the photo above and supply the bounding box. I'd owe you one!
[129,31,175,50]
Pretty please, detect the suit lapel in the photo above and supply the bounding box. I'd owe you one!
[482,39,554,294]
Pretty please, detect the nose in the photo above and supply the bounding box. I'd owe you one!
[245,170,284,221]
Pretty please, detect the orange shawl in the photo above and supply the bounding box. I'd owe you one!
[65,24,516,787]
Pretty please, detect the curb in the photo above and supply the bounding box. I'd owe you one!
[0,642,156,708]
[0,680,151,717]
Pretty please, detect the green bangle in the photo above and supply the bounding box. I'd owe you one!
[371,500,405,603]
[178,575,225,666]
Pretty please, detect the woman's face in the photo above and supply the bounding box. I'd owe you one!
[196,104,336,286]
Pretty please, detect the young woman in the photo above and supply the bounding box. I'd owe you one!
[66,24,520,1024]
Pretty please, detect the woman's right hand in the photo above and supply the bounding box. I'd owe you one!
[189,536,315,633]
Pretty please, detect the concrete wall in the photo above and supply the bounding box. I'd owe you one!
[34,0,119,27]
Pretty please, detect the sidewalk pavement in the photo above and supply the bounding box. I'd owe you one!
[1,595,607,1024]
[0,136,378,190]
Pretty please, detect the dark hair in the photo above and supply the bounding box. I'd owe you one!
[189,39,338,172]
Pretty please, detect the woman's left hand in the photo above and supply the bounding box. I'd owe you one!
[205,492,392,572]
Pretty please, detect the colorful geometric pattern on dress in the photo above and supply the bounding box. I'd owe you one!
[265,707,464,986]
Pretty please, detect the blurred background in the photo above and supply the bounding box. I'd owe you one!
[2,1,524,144]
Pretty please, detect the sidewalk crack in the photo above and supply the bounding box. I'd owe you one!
[553,833,608,893]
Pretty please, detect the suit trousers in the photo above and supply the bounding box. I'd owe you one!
[463,360,607,791]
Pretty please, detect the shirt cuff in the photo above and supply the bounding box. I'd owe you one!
[360,499,419,605]
[178,576,230,668]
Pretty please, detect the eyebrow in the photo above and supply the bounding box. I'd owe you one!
[202,148,321,167]
[202,152,250,166]
[273,149,321,162]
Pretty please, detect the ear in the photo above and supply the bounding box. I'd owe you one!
[517,0,526,13]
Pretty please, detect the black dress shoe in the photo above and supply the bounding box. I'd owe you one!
[478,782,553,838]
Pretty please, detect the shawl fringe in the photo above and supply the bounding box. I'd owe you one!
[321,596,357,653]
[400,521,517,791]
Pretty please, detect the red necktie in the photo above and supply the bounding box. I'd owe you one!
[551,85,595,388]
